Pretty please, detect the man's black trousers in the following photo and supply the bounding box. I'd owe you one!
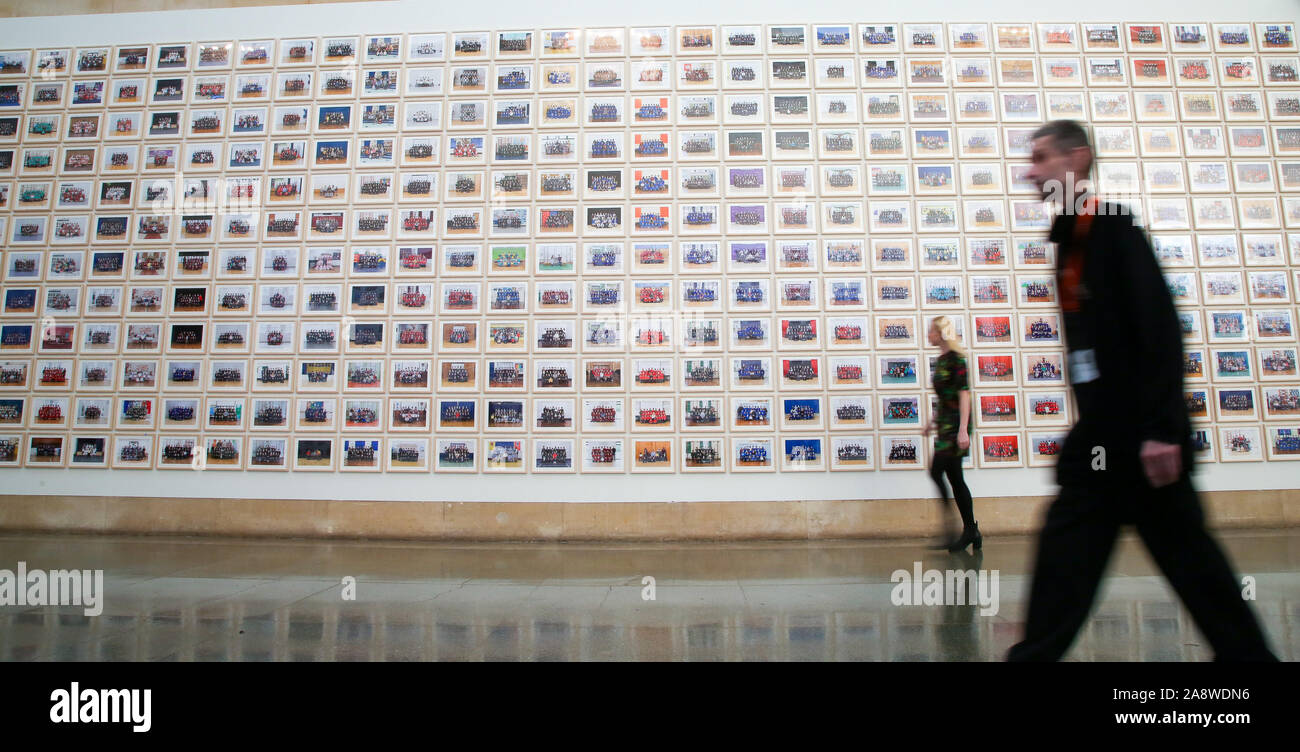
[1007,475,1277,661]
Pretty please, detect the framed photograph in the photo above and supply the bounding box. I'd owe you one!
[1219,425,1263,461]
[672,437,722,473]
[26,435,67,467]
[876,434,921,470]
[978,433,1023,467]
[1255,309,1295,341]
[1020,313,1062,347]
[730,437,774,472]
[1208,347,1253,383]
[1263,387,1300,420]
[1264,425,1300,460]
[1213,384,1259,422]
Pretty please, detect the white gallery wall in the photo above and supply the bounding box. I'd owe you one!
[0,1,1296,501]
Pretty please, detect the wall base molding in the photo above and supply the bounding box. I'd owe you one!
[1,490,1296,541]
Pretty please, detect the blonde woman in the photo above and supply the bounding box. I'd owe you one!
[923,316,979,551]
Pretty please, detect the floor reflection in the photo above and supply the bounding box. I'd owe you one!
[0,530,1295,661]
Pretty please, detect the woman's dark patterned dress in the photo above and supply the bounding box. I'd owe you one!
[933,350,970,458]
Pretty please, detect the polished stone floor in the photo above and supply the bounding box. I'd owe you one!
[0,529,1296,661]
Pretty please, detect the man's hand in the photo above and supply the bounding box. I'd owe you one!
[1140,440,1182,488]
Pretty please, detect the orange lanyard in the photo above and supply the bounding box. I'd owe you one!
[1059,196,1099,313]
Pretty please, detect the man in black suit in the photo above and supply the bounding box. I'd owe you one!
[1006,120,1277,661]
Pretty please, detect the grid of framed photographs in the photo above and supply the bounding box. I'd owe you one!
[0,21,1298,475]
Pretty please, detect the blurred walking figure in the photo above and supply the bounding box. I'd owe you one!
[1007,120,1277,661]
[923,316,979,552]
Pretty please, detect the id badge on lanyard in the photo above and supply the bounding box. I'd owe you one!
[1060,197,1100,385]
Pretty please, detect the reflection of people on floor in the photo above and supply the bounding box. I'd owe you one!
[933,549,982,661]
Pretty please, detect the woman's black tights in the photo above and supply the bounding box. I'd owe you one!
[930,453,975,529]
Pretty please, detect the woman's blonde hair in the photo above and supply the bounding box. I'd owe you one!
[931,315,966,355]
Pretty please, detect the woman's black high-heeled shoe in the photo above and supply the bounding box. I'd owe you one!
[947,522,982,552]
